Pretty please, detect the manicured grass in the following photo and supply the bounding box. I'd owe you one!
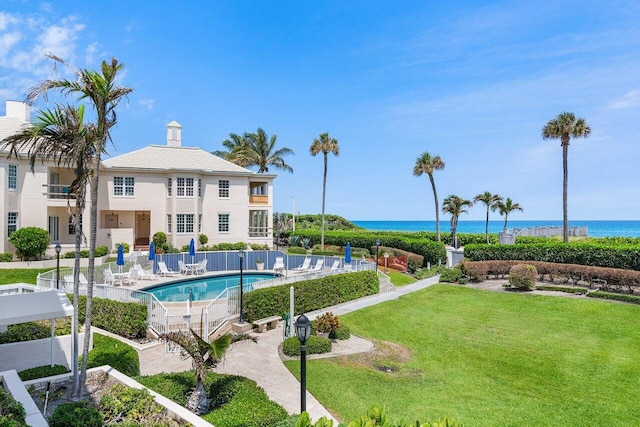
[0,268,52,285]
[385,270,416,287]
[285,285,640,425]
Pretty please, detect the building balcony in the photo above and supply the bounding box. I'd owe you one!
[43,184,76,206]
[249,194,269,205]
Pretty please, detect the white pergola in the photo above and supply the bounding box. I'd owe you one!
[0,285,74,371]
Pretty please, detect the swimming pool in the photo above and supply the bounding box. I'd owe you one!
[142,273,275,302]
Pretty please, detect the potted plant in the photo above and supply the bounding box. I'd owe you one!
[315,312,339,338]
[256,257,264,271]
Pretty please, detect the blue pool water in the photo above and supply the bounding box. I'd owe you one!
[143,273,275,302]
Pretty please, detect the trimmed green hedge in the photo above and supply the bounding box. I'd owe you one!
[587,291,640,304]
[85,333,140,376]
[282,335,332,356]
[244,271,378,322]
[465,243,640,271]
[69,295,147,339]
[18,364,69,381]
[0,387,27,426]
[0,319,71,344]
[535,285,589,295]
[289,230,447,266]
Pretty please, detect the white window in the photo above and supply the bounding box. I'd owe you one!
[249,210,268,237]
[8,212,18,236]
[68,214,83,235]
[167,177,172,197]
[218,214,229,232]
[177,177,194,197]
[167,214,172,233]
[198,179,202,198]
[177,214,194,233]
[219,180,229,198]
[198,213,202,233]
[8,164,17,190]
[114,176,135,196]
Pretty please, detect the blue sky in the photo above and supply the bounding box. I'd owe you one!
[1,1,639,221]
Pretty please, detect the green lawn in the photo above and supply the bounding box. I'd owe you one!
[0,268,52,285]
[385,270,417,287]
[285,285,640,425]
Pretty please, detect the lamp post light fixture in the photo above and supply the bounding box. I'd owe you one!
[384,252,389,270]
[238,250,245,323]
[375,239,380,273]
[295,313,311,413]
[283,193,295,231]
[55,242,61,290]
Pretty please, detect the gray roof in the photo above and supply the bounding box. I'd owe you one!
[103,145,259,175]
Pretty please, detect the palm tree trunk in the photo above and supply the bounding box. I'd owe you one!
[485,208,490,244]
[451,216,458,247]
[429,174,440,241]
[320,154,328,248]
[78,155,101,395]
[71,214,82,395]
[562,140,569,243]
[503,214,508,230]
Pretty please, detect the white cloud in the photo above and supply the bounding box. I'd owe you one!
[607,90,640,110]
[138,98,155,110]
[85,42,98,64]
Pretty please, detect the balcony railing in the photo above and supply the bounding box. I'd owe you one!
[43,184,74,199]
[249,194,269,205]
[248,226,269,237]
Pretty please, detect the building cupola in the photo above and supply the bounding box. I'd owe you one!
[167,120,182,147]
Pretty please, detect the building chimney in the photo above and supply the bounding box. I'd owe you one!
[5,101,30,122]
[167,120,182,147]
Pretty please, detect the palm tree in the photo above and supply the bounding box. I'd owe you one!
[1,104,96,394]
[27,54,133,396]
[473,191,503,244]
[542,112,591,243]
[310,132,340,248]
[442,195,473,248]
[161,330,256,415]
[214,128,294,173]
[413,152,445,241]
[497,198,523,230]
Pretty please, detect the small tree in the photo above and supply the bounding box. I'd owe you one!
[508,264,538,290]
[153,231,168,253]
[8,227,50,260]
[199,234,208,246]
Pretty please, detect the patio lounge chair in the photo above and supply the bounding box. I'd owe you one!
[134,264,156,280]
[292,257,311,273]
[327,259,341,271]
[103,269,118,286]
[310,258,324,272]
[273,257,285,276]
[123,268,139,286]
[157,261,179,277]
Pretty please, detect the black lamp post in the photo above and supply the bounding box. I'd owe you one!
[55,242,61,290]
[295,313,311,413]
[238,250,244,323]
[276,232,279,251]
[375,239,380,273]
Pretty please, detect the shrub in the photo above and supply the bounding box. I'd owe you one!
[315,312,340,333]
[18,364,69,381]
[8,227,50,260]
[293,405,462,427]
[287,246,307,255]
[114,242,130,253]
[329,324,350,340]
[63,245,109,259]
[153,231,168,253]
[587,291,640,304]
[535,285,588,295]
[0,387,27,426]
[199,234,209,246]
[85,333,140,376]
[439,267,463,283]
[0,319,70,344]
[95,245,109,257]
[49,401,102,427]
[0,252,13,262]
[282,335,332,356]
[244,271,378,322]
[99,382,167,425]
[69,294,147,338]
[509,264,538,290]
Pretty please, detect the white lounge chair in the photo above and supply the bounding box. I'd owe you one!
[103,269,117,286]
[328,259,341,271]
[63,273,90,292]
[157,262,179,277]
[273,257,285,276]
[123,268,139,286]
[292,257,311,273]
[134,264,156,280]
[310,259,324,272]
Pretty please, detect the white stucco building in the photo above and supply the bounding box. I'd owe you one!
[0,101,274,256]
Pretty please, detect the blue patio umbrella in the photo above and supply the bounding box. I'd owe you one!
[149,242,155,261]
[345,242,352,264]
[189,238,196,262]
[116,244,125,273]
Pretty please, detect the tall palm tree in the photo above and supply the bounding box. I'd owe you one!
[310,132,340,248]
[473,191,503,244]
[214,128,294,173]
[442,195,473,247]
[161,331,256,415]
[542,112,591,243]
[497,198,523,230]
[27,54,133,396]
[413,152,445,241]
[1,104,96,394]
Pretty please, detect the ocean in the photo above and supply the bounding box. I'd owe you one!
[352,220,640,238]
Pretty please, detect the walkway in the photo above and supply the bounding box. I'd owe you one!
[138,275,441,423]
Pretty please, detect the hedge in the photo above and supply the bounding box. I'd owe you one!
[462,260,640,293]
[535,285,589,295]
[69,295,147,339]
[289,230,446,266]
[18,364,69,381]
[464,243,640,271]
[282,335,332,356]
[587,291,640,304]
[0,387,27,426]
[243,271,378,322]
